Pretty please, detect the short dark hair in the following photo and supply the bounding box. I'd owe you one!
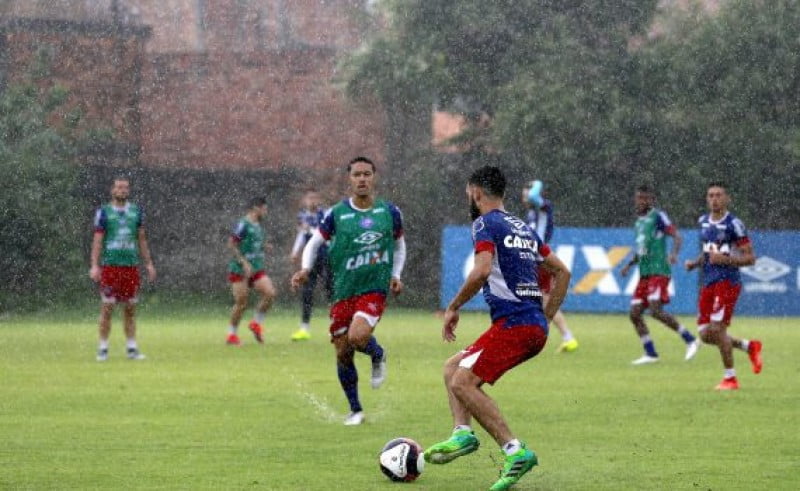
[347,156,375,172]
[636,184,654,195]
[248,196,267,209]
[468,166,506,198]
[708,181,727,191]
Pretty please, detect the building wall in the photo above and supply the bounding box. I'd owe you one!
[0,0,386,170]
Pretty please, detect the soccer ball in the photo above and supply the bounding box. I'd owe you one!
[378,437,425,482]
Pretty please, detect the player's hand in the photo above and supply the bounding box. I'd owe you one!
[242,261,253,278]
[89,265,101,282]
[390,277,403,296]
[684,259,697,271]
[442,308,459,342]
[668,253,678,265]
[145,262,157,282]
[290,269,309,291]
[620,264,630,277]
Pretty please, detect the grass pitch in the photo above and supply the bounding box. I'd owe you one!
[0,303,798,490]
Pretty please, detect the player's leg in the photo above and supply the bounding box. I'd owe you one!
[541,276,577,353]
[446,322,543,490]
[630,302,659,364]
[334,334,363,425]
[349,315,387,389]
[122,301,145,360]
[649,300,699,360]
[348,293,387,389]
[249,273,275,343]
[97,301,114,361]
[293,262,318,341]
[227,279,248,345]
[424,352,480,464]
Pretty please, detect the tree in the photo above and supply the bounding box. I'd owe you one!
[0,75,85,310]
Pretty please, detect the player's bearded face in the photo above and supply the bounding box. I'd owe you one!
[468,187,481,220]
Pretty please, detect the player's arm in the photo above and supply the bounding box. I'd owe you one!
[138,227,157,281]
[89,230,104,282]
[291,230,325,289]
[620,253,639,277]
[89,209,106,282]
[390,235,406,295]
[541,251,570,321]
[684,252,704,271]
[227,235,251,277]
[667,228,682,265]
[289,229,307,264]
[443,249,492,342]
[710,240,755,267]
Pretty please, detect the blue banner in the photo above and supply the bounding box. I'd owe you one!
[440,226,800,316]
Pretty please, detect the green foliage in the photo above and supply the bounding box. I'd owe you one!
[0,79,85,311]
[342,0,799,229]
[1,309,798,489]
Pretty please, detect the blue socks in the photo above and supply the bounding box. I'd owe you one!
[337,361,362,413]
[358,336,384,364]
[678,326,696,344]
[641,335,658,357]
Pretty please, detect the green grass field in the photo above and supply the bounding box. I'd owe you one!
[1,303,798,490]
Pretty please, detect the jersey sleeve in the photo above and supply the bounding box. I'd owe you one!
[389,203,404,239]
[318,208,335,241]
[93,208,107,233]
[656,210,676,235]
[731,217,750,246]
[472,216,495,254]
[231,220,247,243]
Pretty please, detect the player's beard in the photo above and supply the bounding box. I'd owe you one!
[469,197,481,221]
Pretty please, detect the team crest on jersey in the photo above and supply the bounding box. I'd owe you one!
[354,231,384,245]
[360,217,374,228]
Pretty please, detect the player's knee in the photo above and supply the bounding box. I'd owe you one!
[629,309,642,323]
[699,328,715,344]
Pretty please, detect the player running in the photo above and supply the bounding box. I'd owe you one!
[291,157,406,426]
[90,177,156,361]
[522,180,578,353]
[620,184,700,364]
[426,166,570,491]
[289,189,332,341]
[685,182,762,390]
[225,197,276,346]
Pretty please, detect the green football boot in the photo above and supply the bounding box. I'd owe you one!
[489,444,538,491]
[424,429,480,464]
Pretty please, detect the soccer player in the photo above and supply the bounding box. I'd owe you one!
[289,189,332,341]
[426,166,570,491]
[290,157,405,426]
[620,184,700,364]
[522,179,578,353]
[225,197,276,346]
[89,177,156,362]
[685,182,762,390]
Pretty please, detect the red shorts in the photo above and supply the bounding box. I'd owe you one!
[459,318,548,385]
[100,266,140,303]
[698,280,742,327]
[538,269,553,294]
[228,270,266,287]
[631,275,671,307]
[329,292,387,338]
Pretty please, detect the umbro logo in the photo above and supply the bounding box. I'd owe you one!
[741,256,790,283]
[354,231,384,245]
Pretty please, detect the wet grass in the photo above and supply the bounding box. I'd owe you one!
[0,307,797,490]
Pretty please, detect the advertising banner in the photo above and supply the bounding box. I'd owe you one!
[440,226,800,316]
